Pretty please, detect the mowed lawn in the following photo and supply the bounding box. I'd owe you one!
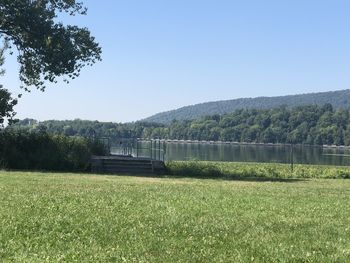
[1,172,350,262]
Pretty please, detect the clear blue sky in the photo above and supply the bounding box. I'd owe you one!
[2,0,350,122]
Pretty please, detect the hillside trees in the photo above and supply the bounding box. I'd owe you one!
[143,106,350,145]
[144,90,350,124]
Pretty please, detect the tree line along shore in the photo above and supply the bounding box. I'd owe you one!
[9,103,350,146]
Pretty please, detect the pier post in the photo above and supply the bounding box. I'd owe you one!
[136,139,139,158]
[290,144,294,172]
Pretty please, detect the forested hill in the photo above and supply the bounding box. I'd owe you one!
[8,104,350,146]
[143,89,350,124]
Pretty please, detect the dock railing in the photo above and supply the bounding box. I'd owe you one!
[135,139,166,161]
[109,138,166,161]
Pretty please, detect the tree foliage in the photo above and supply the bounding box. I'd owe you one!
[0,87,17,126]
[0,46,17,126]
[0,0,102,91]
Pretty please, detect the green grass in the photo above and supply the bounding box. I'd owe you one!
[1,171,350,262]
[166,161,350,179]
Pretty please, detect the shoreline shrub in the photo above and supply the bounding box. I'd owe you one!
[0,130,107,172]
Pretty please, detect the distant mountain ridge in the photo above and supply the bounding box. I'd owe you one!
[142,89,350,124]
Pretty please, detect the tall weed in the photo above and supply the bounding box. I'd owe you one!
[166,161,350,179]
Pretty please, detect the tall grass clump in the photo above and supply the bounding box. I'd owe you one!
[0,130,107,172]
[166,160,223,178]
[166,161,350,179]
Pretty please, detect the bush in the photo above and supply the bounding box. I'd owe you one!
[0,130,108,172]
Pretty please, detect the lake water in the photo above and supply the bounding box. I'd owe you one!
[164,143,350,166]
[111,141,350,166]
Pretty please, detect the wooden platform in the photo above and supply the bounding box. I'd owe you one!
[91,155,166,175]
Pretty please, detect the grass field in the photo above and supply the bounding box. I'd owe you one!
[1,171,350,262]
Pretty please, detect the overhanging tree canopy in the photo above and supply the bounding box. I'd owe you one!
[0,46,17,125]
[0,0,102,91]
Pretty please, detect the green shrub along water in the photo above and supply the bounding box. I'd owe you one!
[166,161,350,179]
[0,130,107,172]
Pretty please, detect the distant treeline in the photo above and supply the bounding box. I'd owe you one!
[9,118,159,140]
[143,89,350,124]
[9,104,350,145]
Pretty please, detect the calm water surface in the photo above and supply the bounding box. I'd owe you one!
[111,142,350,166]
[164,143,350,166]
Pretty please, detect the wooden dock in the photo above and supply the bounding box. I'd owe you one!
[91,155,166,175]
